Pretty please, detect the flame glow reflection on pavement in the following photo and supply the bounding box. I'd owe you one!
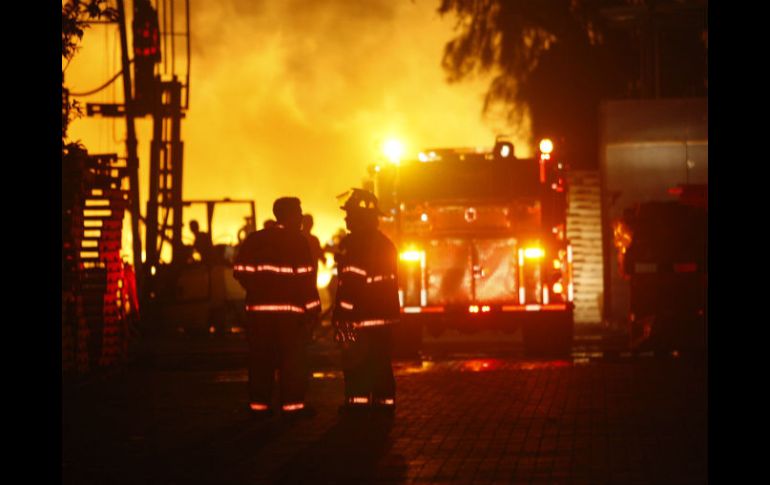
[459,359,572,372]
[211,354,608,384]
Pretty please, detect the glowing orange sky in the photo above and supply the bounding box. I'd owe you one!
[65,0,532,258]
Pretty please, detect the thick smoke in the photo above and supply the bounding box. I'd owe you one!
[66,0,531,252]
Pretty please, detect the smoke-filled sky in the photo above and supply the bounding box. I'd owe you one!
[65,0,532,254]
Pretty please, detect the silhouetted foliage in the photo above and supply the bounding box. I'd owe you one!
[439,1,597,105]
[62,0,118,60]
[438,0,707,166]
[62,0,118,142]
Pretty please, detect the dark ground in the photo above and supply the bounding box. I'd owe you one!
[62,329,707,484]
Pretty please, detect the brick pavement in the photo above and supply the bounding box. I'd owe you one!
[63,348,707,484]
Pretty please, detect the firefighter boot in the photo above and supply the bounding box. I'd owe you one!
[248,402,275,420]
[281,403,317,421]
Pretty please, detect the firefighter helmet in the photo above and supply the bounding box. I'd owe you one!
[337,188,383,215]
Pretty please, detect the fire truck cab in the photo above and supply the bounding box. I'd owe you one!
[368,138,575,356]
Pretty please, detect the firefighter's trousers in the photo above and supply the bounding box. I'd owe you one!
[245,313,309,409]
[341,326,395,406]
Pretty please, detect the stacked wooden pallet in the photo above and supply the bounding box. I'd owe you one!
[62,149,131,373]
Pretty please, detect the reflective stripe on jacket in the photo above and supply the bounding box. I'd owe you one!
[234,225,320,315]
[332,229,400,327]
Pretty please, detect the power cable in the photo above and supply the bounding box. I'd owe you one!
[70,59,134,97]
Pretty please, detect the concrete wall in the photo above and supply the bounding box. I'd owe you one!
[566,170,604,326]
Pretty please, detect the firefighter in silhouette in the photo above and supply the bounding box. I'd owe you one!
[301,214,326,277]
[233,197,321,417]
[332,189,400,415]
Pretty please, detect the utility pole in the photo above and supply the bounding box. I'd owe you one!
[86,0,191,317]
[145,76,185,269]
[169,78,185,262]
[116,0,144,294]
[141,0,190,271]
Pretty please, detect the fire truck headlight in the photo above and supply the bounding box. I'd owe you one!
[539,138,554,154]
[524,247,545,259]
[400,249,423,262]
[494,141,514,159]
[552,281,563,294]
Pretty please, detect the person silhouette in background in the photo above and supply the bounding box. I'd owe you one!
[189,219,213,263]
[301,214,325,277]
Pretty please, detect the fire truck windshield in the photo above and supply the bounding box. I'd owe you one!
[394,159,540,203]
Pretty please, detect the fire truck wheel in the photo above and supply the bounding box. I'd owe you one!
[427,323,444,338]
[207,306,228,334]
[393,322,423,358]
[522,316,573,358]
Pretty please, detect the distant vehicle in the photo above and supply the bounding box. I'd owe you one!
[599,98,707,328]
[367,138,575,355]
[613,185,707,352]
[145,198,257,335]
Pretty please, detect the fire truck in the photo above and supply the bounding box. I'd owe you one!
[613,185,707,352]
[367,138,575,355]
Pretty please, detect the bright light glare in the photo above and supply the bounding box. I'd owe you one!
[539,138,554,154]
[524,247,545,259]
[400,249,423,262]
[383,139,405,164]
[553,281,563,294]
[500,144,511,157]
[317,267,332,288]
[420,213,428,222]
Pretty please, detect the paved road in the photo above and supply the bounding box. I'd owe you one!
[63,334,707,484]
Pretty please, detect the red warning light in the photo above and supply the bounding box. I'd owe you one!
[668,186,684,196]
